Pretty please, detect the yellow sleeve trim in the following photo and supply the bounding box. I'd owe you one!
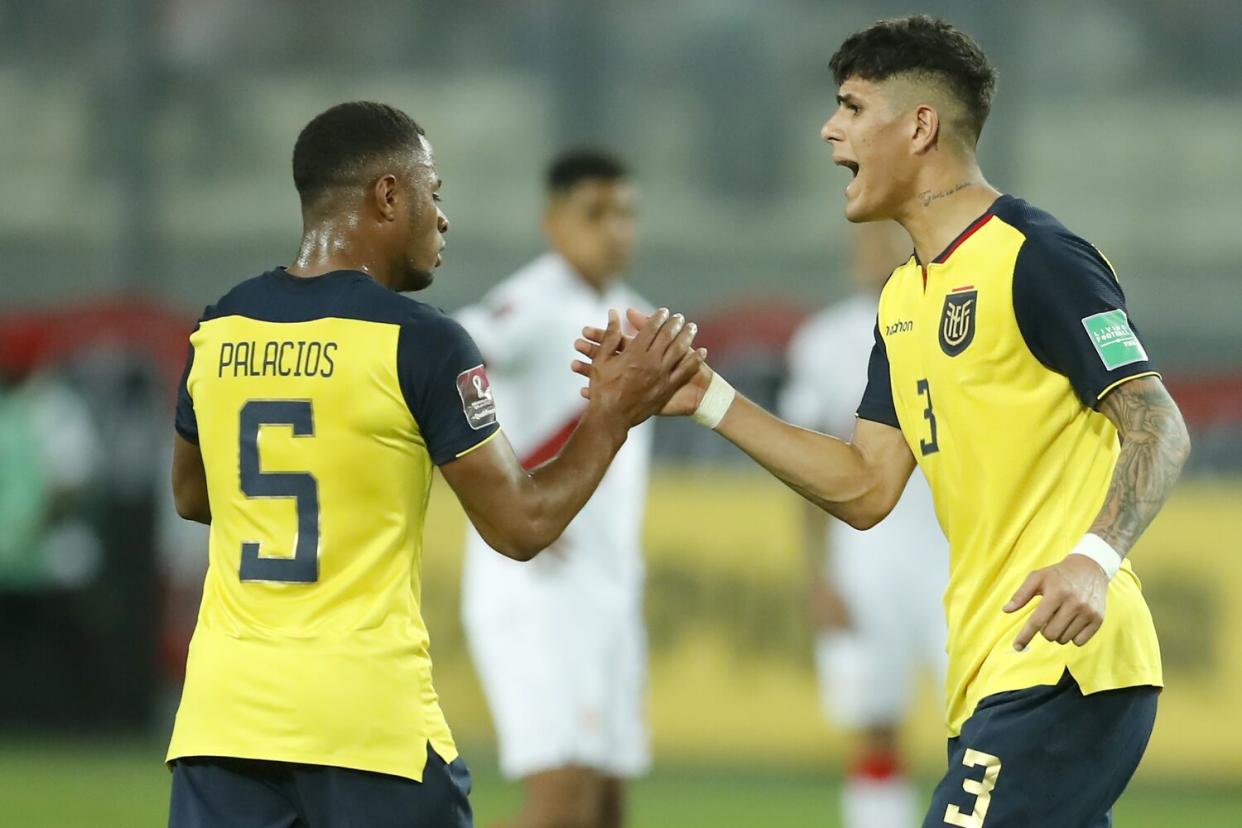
[454,428,501,459]
[1096,371,1161,402]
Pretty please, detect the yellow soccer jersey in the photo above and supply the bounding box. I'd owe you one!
[168,268,499,781]
[856,196,1162,737]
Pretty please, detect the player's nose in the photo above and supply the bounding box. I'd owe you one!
[437,211,450,234]
[821,114,842,143]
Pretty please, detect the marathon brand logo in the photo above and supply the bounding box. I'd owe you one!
[456,364,497,430]
[939,289,977,357]
[885,319,914,336]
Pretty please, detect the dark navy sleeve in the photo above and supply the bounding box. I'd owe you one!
[856,322,900,428]
[398,313,500,465]
[1013,232,1158,408]
[174,333,199,444]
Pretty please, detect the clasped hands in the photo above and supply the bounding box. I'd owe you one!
[571,307,712,424]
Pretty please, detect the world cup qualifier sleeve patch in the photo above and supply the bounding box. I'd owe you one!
[456,364,498,430]
[1081,309,1148,370]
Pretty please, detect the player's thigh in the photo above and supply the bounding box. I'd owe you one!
[813,627,912,729]
[293,748,472,828]
[826,547,923,721]
[169,757,302,828]
[922,675,1158,828]
[600,610,650,777]
[465,604,584,776]
[905,554,949,690]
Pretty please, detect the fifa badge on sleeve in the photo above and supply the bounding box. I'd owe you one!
[456,364,498,429]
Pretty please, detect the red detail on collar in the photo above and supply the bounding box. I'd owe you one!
[934,213,995,264]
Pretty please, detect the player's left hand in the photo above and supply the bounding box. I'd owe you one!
[1003,554,1108,651]
[573,307,712,416]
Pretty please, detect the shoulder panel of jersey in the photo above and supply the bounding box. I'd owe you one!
[991,197,1159,407]
[187,268,498,464]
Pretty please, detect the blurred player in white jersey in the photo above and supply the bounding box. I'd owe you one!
[779,222,947,828]
[457,150,651,828]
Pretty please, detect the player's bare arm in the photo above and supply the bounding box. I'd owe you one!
[573,308,916,529]
[1090,376,1192,553]
[711,397,916,530]
[1005,376,1190,650]
[172,433,211,524]
[441,308,701,561]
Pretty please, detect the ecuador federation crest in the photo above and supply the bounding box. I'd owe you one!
[939,289,977,356]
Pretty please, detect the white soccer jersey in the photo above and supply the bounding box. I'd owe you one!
[456,253,653,614]
[781,292,948,727]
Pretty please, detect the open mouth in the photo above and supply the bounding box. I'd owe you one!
[834,158,860,199]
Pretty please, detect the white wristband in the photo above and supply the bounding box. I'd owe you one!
[691,371,736,430]
[1068,533,1123,580]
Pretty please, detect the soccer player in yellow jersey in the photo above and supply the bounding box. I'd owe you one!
[576,16,1191,828]
[166,102,702,828]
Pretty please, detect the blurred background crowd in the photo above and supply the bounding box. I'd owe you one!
[1,1,1239,825]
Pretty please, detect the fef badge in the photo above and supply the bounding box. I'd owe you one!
[939,289,977,356]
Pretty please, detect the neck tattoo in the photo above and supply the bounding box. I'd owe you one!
[919,182,971,207]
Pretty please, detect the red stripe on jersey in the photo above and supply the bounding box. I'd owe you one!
[951,284,976,292]
[520,412,585,470]
[934,214,994,264]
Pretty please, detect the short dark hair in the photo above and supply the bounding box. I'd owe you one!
[545,149,628,195]
[292,102,426,207]
[829,16,997,143]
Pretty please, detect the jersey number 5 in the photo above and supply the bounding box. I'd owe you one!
[238,399,320,583]
[917,378,940,455]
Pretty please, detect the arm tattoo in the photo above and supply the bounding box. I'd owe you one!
[1089,377,1191,556]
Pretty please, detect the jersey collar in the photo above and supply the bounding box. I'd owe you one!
[916,194,1012,267]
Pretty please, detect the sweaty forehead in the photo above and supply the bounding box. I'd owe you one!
[414,136,435,165]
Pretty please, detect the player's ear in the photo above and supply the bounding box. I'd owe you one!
[541,197,564,238]
[911,104,940,154]
[372,174,400,221]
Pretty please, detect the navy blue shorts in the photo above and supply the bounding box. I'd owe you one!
[923,671,1158,828]
[168,743,472,828]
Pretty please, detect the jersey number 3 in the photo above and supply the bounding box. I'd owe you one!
[917,378,940,456]
[238,399,320,583]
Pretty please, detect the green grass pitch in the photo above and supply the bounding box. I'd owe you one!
[2,741,1238,827]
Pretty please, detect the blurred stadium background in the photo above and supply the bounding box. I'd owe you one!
[2,1,1240,825]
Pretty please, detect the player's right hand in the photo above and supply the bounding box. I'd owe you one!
[573,307,713,417]
[575,307,704,427]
